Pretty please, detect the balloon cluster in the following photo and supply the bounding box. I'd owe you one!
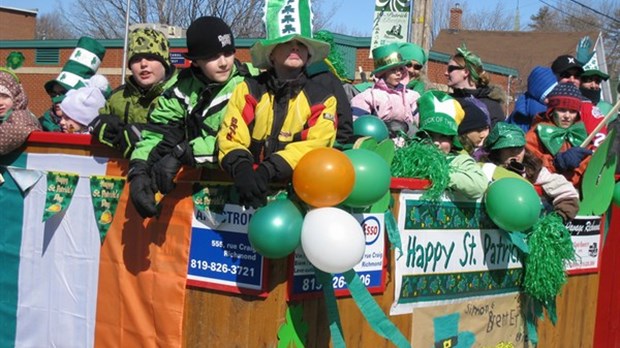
[247,146,392,274]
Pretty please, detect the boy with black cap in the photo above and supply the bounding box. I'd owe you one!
[91,27,178,157]
[550,54,607,145]
[128,16,256,218]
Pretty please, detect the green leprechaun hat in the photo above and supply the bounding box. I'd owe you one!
[44,36,106,101]
[484,122,526,151]
[398,42,427,65]
[250,0,330,70]
[416,90,464,137]
[371,43,407,76]
[433,313,475,348]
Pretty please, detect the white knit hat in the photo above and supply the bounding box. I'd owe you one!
[59,74,109,126]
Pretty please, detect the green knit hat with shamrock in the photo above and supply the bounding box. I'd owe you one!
[44,36,106,102]
[417,91,464,137]
[484,122,526,150]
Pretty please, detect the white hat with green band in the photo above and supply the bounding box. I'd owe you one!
[44,36,106,101]
[250,0,330,70]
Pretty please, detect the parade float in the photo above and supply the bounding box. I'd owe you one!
[2,0,619,346]
[1,109,618,347]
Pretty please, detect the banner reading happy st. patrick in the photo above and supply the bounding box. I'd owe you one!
[43,171,79,221]
[90,175,125,242]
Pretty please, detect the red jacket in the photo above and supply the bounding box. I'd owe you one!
[525,120,591,188]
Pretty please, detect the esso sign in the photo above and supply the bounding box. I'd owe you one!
[362,216,381,245]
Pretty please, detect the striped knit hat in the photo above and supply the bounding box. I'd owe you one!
[546,83,583,113]
[44,37,106,102]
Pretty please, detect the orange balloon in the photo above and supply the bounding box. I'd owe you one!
[293,148,355,207]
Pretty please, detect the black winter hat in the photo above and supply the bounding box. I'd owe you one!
[551,55,583,77]
[184,16,235,60]
[458,100,491,135]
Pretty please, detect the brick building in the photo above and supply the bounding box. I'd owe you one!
[0,6,37,40]
[0,33,516,117]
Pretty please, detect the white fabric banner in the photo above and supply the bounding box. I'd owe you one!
[14,154,107,348]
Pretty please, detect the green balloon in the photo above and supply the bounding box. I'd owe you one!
[613,181,620,207]
[342,149,392,208]
[484,178,541,232]
[248,199,303,259]
[353,115,389,142]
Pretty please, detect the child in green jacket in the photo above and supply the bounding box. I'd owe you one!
[416,91,488,199]
[128,16,257,218]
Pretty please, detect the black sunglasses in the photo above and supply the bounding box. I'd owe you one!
[447,65,464,73]
[406,63,424,70]
[560,71,581,79]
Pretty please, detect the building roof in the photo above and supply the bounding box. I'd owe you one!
[0,6,38,16]
[432,29,601,91]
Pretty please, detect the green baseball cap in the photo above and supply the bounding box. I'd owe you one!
[484,122,526,150]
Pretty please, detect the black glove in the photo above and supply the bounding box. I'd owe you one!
[152,154,182,195]
[89,115,125,148]
[232,161,267,209]
[554,147,592,172]
[151,142,195,195]
[128,160,158,218]
[255,163,271,196]
[384,120,409,139]
[118,124,144,158]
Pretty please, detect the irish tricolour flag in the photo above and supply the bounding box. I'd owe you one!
[1,152,192,347]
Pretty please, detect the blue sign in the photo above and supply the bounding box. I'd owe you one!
[170,52,186,66]
[187,205,266,294]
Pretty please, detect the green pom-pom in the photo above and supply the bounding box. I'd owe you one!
[391,138,451,201]
[523,213,575,304]
[314,30,349,81]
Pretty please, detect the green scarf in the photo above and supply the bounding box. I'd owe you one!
[0,109,12,123]
[456,44,482,83]
[536,122,587,155]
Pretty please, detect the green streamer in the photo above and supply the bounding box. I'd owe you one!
[343,270,411,348]
[315,269,346,348]
[384,210,403,260]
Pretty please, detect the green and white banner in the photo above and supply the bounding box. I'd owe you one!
[370,0,412,54]
[391,191,524,315]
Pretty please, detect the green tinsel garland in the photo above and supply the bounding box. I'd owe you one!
[524,213,576,304]
[391,138,451,201]
[313,30,349,81]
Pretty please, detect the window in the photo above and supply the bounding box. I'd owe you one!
[35,48,60,65]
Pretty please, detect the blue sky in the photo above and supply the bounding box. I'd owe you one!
[0,0,608,36]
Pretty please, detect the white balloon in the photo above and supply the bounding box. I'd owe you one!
[301,207,366,274]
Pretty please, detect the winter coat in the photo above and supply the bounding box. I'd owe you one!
[132,62,250,166]
[451,85,506,128]
[218,71,337,181]
[100,67,178,124]
[39,108,62,132]
[0,71,41,154]
[447,153,488,199]
[535,166,580,221]
[525,119,591,188]
[506,93,547,132]
[350,78,420,127]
